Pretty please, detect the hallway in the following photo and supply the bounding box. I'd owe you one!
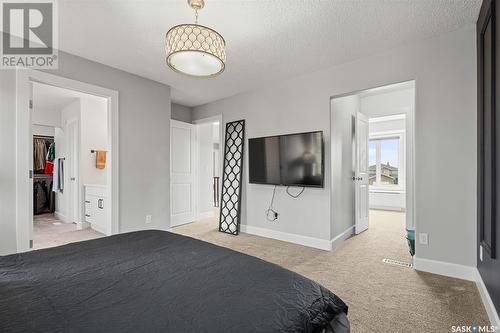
[33,214,103,250]
[172,210,488,332]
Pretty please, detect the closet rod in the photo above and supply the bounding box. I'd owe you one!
[33,135,54,139]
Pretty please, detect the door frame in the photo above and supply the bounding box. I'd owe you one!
[192,114,223,220]
[15,69,119,252]
[329,79,416,253]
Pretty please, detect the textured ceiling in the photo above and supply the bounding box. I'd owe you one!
[58,0,481,107]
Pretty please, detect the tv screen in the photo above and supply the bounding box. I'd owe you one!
[248,131,324,187]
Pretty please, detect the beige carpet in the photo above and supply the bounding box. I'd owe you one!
[33,213,104,250]
[172,210,489,333]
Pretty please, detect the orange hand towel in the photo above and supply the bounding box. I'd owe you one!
[95,150,106,169]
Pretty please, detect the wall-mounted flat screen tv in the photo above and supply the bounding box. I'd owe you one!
[248,131,324,187]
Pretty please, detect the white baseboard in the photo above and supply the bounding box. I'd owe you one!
[406,258,500,327]
[240,225,331,251]
[197,211,214,220]
[413,257,477,281]
[54,211,66,222]
[475,269,500,329]
[330,226,354,251]
[369,205,405,212]
[76,221,90,229]
[90,223,107,235]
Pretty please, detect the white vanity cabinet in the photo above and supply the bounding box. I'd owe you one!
[84,185,109,235]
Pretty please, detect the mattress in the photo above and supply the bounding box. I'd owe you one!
[0,230,348,332]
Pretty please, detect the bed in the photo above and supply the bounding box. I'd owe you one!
[0,230,349,332]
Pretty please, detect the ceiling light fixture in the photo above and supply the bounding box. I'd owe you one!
[165,0,226,77]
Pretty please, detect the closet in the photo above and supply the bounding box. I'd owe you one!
[33,135,55,215]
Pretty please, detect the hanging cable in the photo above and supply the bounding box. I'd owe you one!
[266,185,279,222]
[286,186,305,198]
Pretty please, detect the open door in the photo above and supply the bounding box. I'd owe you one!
[67,119,80,224]
[170,120,197,227]
[355,112,369,234]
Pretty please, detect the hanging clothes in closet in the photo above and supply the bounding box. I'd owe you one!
[45,142,55,176]
[33,176,54,214]
[52,157,64,192]
[33,135,56,214]
[33,138,48,172]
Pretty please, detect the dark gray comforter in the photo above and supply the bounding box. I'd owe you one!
[0,230,348,332]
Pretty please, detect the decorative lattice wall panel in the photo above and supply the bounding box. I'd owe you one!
[219,120,245,235]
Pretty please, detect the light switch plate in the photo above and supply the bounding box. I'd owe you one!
[419,233,428,245]
[146,215,152,224]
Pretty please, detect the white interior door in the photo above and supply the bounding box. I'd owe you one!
[170,120,196,227]
[355,112,369,234]
[67,119,79,224]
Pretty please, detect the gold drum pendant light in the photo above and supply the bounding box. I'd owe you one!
[165,0,226,77]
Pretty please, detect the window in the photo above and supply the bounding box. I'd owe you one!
[369,134,404,190]
[369,140,377,182]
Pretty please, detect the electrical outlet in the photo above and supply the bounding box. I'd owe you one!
[419,233,428,245]
[145,215,152,224]
[479,245,483,262]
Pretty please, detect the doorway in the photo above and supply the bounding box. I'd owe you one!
[15,69,119,252]
[194,116,222,224]
[170,115,222,228]
[31,82,111,249]
[330,81,415,263]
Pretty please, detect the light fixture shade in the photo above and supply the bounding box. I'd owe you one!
[166,24,225,77]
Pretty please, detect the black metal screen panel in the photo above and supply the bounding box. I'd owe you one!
[219,120,245,235]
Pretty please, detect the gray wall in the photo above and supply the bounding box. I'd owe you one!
[171,103,192,123]
[193,26,477,267]
[0,52,171,254]
[47,52,172,234]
